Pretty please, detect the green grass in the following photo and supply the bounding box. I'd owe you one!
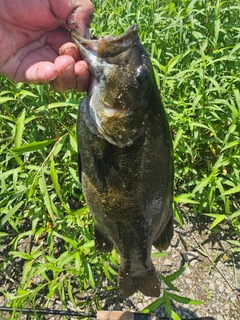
[0,0,240,319]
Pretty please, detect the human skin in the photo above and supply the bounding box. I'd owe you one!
[0,0,94,92]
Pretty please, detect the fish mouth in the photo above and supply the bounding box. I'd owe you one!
[71,24,140,113]
[72,25,149,148]
[71,24,138,59]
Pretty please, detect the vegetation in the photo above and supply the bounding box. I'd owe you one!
[0,0,239,319]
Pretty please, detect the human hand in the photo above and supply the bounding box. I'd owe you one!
[0,0,94,92]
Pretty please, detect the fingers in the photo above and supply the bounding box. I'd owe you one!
[50,55,91,92]
[74,60,91,92]
[20,55,90,92]
[49,1,94,90]
[24,61,58,83]
[59,42,80,61]
[50,56,75,91]
[13,41,91,92]
[50,42,91,92]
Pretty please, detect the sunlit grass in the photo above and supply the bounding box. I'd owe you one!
[0,0,240,318]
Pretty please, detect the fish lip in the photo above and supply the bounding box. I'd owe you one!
[71,24,138,57]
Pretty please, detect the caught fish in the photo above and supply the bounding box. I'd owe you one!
[71,25,174,298]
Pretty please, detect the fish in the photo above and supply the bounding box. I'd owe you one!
[71,24,174,298]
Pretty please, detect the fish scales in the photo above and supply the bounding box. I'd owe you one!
[72,24,174,298]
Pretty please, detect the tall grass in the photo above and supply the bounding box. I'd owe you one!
[0,0,239,319]
[92,0,240,233]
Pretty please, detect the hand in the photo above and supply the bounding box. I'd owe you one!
[0,0,94,92]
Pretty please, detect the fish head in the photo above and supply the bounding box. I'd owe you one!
[72,25,154,147]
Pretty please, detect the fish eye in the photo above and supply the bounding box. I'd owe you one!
[135,66,149,84]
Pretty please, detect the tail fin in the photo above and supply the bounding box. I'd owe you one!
[118,266,160,298]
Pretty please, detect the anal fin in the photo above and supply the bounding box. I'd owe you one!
[153,214,174,251]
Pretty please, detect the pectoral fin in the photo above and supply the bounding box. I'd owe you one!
[94,145,122,188]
